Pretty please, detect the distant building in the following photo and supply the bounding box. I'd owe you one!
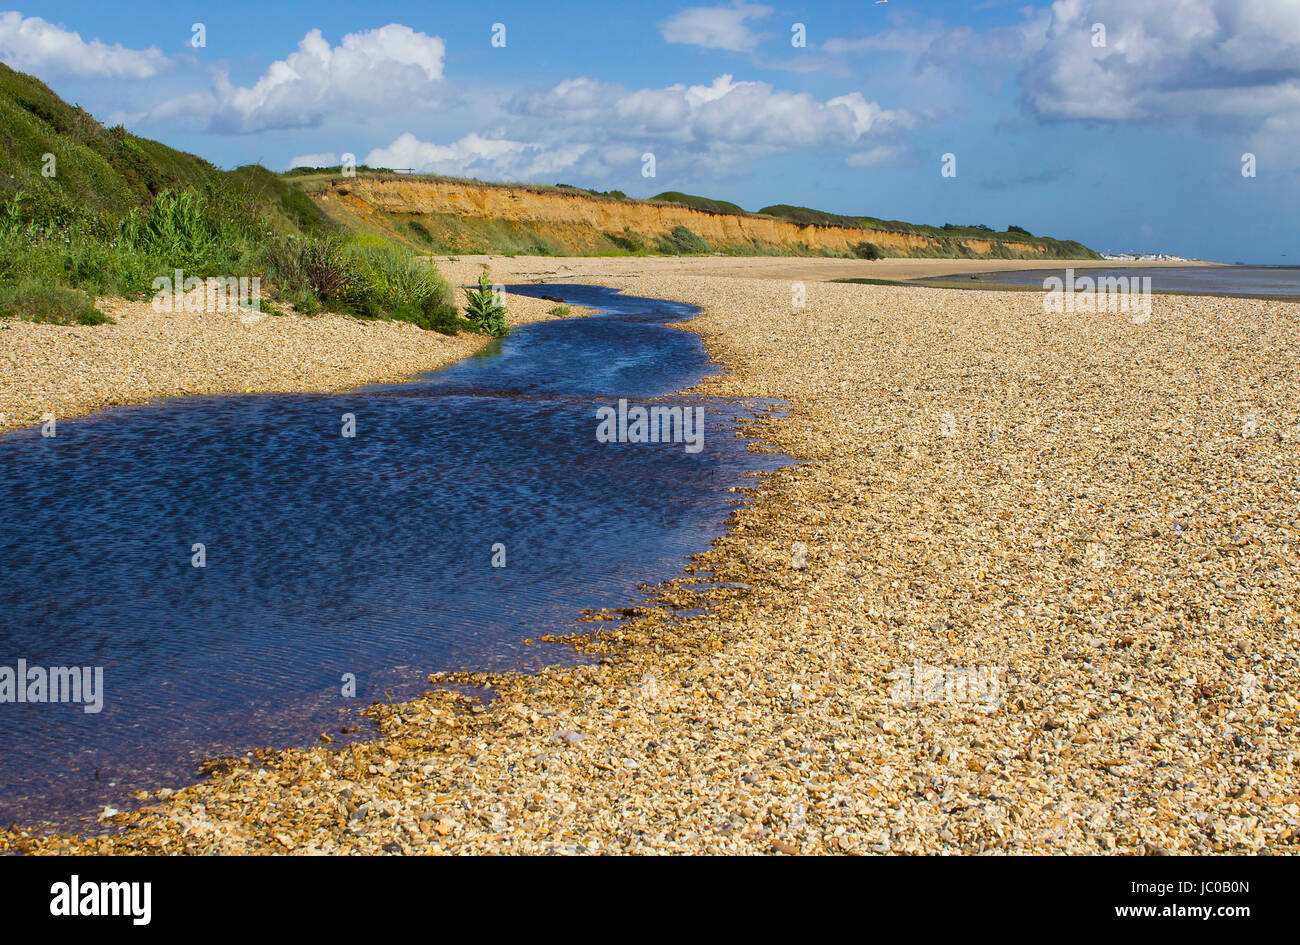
[1101,252,1192,262]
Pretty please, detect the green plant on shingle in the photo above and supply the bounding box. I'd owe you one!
[462,269,509,337]
[0,279,108,325]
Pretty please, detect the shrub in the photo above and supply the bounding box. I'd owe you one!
[258,235,459,333]
[852,241,884,260]
[462,269,509,337]
[343,240,459,332]
[604,227,646,253]
[0,279,108,325]
[548,304,571,316]
[117,187,255,272]
[407,220,434,244]
[654,225,711,255]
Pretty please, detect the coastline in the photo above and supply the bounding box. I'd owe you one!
[4,258,1300,854]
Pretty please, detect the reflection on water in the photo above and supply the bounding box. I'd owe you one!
[0,285,784,829]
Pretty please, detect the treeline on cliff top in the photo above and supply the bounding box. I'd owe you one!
[0,62,462,330]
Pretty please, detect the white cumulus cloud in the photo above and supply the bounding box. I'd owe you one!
[508,74,913,164]
[364,131,591,180]
[1020,0,1300,122]
[0,11,168,79]
[152,24,446,133]
[660,3,773,52]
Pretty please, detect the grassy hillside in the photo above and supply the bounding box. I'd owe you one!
[0,63,463,331]
[0,62,339,237]
[0,62,216,216]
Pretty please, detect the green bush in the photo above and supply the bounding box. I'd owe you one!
[604,227,646,253]
[851,241,884,260]
[462,270,509,337]
[548,304,571,316]
[0,279,108,324]
[654,225,711,255]
[258,234,459,333]
[407,219,434,244]
[118,188,247,272]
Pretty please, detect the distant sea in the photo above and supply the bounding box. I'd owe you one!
[971,265,1300,298]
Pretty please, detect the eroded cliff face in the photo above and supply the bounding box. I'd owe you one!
[309,176,1067,258]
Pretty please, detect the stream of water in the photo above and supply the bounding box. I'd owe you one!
[0,284,784,829]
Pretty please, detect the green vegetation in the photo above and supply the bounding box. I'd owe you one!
[831,277,910,287]
[603,227,648,253]
[653,225,712,255]
[258,233,459,331]
[759,203,1098,259]
[462,270,509,337]
[548,304,572,316]
[851,241,884,260]
[0,279,106,325]
[554,183,629,200]
[0,62,464,333]
[406,219,434,244]
[651,192,746,215]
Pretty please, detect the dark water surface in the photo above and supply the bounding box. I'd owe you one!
[0,285,783,829]
[967,265,1300,297]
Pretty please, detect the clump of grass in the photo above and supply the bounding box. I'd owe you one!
[603,227,646,253]
[117,187,251,271]
[654,225,711,255]
[548,304,571,316]
[0,279,108,324]
[260,235,460,333]
[407,219,434,244]
[462,269,509,337]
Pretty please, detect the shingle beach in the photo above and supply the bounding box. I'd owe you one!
[4,257,1297,854]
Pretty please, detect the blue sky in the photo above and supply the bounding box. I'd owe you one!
[2,0,1297,262]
